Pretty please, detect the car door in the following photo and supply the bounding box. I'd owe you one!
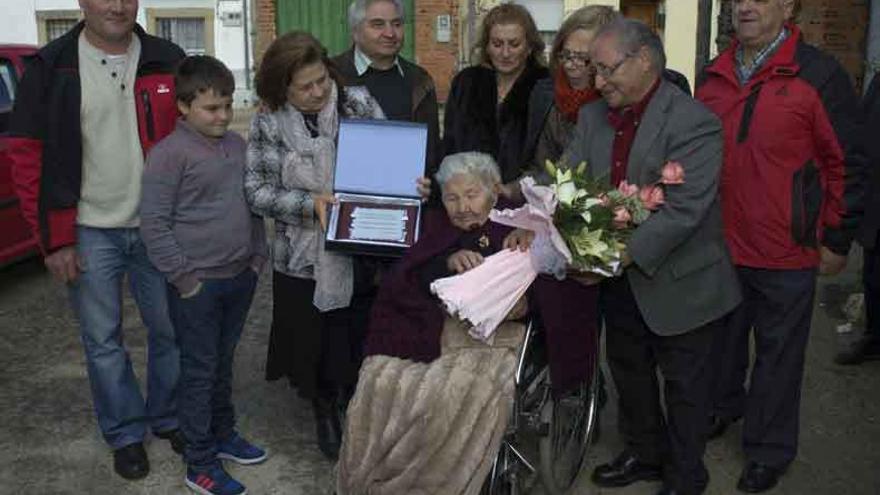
[0,55,39,265]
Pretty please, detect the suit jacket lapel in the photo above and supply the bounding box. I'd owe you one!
[627,81,673,184]
[591,120,615,185]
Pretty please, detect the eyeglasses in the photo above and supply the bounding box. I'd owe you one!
[590,53,633,79]
[558,49,590,67]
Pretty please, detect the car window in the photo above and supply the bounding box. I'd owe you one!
[0,59,16,105]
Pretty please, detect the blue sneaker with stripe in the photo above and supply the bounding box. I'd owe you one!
[185,464,246,495]
[217,433,267,465]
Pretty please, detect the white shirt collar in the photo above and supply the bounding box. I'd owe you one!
[354,45,404,77]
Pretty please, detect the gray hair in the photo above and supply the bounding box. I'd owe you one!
[348,0,405,31]
[595,18,666,74]
[435,152,501,194]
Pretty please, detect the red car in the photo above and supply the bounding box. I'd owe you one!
[0,44,39,266]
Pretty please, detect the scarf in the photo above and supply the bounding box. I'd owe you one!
[276,84,354,312]
[553,67,600,122]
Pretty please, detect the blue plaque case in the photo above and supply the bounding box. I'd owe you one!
[325,119,428,257]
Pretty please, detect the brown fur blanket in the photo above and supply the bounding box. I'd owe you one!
[336,319,525,495]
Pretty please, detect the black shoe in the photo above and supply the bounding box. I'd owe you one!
[737,462,782,493]
[113,442,149,480]
[591,450,662,488]
[707,414,741,440]
[656,488,682,495]
[154,428,186,455]
[313,397,342,461]
[835,338,880,365]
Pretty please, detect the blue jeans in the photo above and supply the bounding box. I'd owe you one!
[69,226,180,449]
[167,268,258,470]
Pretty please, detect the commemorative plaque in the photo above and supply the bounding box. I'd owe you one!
[325,119,428,257]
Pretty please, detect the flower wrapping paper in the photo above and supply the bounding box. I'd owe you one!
[430,249,536,342]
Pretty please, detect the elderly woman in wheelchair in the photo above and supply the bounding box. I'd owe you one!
[336,152,600,495]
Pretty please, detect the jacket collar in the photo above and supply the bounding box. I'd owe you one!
[498,61,550,122]
[705,22,801,87]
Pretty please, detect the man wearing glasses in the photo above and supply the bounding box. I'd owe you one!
[561,18,741,495]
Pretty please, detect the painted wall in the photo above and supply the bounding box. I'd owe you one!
[664,0,699,87]
[1,0,40,45]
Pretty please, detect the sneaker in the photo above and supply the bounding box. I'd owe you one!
[217,433,267,465]
[155,428,186,455]
[185,465,247,495]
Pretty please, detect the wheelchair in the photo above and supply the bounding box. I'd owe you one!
[481,317,601,495]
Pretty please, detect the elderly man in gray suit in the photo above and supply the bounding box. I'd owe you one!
[560,19,741,495]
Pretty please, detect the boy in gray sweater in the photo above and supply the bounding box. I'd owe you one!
[140,55,267,495]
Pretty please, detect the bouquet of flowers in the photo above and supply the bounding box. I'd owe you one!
[431,159,685,341]
[541,159,683,275]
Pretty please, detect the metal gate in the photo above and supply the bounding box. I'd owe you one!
[275,0,414,60]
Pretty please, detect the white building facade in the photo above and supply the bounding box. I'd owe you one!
[0,0,256,106]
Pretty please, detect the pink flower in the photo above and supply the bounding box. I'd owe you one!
[639,185,665,210]
[598,193,612,207]
[617,180,639,198]
[660,161,685,185]
[612,206,633,229]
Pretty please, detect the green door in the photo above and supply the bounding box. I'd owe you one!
[275,0,415,60]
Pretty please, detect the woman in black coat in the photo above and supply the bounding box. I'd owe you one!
[443,3,549,191]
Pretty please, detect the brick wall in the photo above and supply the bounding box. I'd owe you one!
[414,0,459,102]
[254,0,276,69]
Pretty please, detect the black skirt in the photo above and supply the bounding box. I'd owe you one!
[265,270,374,399]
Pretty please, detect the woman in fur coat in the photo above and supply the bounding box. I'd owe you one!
[442,3,549,193]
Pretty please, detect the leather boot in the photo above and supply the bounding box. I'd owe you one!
[312,396,342,460]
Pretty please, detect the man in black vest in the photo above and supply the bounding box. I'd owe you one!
[333,0,440,185]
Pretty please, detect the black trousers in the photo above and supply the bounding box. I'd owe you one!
[265,271,373,400]
[601,277,721,495]
[710,266,816,469]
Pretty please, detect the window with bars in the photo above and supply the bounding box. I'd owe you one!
[46,18,78,42]
[156,18,206,55]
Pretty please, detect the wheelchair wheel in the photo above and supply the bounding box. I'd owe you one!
[537,361,600,494]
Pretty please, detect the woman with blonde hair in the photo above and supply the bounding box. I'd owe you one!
[442,3,549,191]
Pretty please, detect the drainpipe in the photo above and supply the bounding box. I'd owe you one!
[242,0,252,94]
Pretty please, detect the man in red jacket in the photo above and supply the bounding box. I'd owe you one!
[695,1,866,492]
[8,0,185,481]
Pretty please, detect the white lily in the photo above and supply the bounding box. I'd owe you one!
[556,182,585,206]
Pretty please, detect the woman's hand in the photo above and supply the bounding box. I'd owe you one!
[311,192,337,231]
[416,177,432,203]
[503,228,535,252]
[447,249,484,274]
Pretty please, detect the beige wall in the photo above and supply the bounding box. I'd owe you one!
[565,0,619,15]
[663,0,699,88]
